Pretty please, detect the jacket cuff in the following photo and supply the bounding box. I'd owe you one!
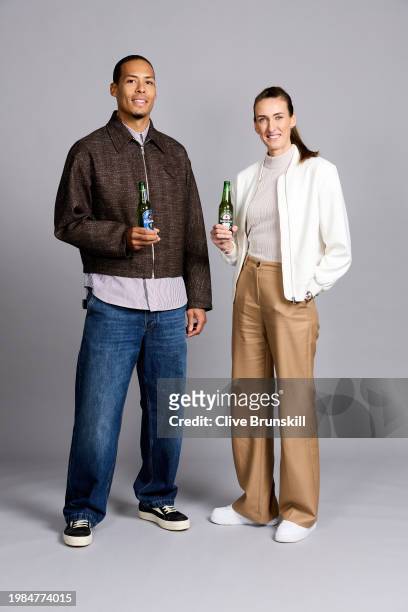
[186,302,212,312]
[221,241,238,265]
[307,278,324,298]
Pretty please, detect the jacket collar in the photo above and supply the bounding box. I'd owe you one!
[106,110,166,153]
[239,144,300,222]
[287,143,300,172]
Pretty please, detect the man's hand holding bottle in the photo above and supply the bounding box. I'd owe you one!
[126,227,160,251]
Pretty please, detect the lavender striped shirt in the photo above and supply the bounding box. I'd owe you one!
[83,121,187,311]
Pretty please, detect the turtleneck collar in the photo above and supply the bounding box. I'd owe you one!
[263,143,296,170]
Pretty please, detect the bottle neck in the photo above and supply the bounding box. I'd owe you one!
[221,183,231,204]
[139,188,148,204]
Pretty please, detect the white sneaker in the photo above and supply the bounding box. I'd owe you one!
[274,519,317,542]
[210,504,279,526]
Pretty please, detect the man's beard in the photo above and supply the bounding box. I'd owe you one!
[131,112,146,120]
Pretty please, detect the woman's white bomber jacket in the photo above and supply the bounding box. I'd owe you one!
[221,144,352,302]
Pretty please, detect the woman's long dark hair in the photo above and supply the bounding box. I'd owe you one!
[253,86,319,163]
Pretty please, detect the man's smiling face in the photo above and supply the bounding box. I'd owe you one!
[110,58,156,120]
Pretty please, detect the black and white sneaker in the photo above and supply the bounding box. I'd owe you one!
[138,503,190,531]
[63,519,93,547]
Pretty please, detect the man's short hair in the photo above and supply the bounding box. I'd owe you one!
[113,55,155,84]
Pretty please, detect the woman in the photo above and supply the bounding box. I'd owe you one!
[210,86,351,543]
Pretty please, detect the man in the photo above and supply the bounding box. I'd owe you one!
[54,54,212,547]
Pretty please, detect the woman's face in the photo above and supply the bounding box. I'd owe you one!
[254,97,296,155]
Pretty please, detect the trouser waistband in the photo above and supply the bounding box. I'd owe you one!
[244,254,282,269]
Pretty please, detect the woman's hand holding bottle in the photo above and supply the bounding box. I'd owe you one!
[210,224,238,254]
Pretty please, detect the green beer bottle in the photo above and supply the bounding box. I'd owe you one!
[137,181,154,230]
[218,180,233,231]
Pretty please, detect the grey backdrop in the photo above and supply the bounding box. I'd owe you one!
[1,2,407,610]
[1,0,407,459]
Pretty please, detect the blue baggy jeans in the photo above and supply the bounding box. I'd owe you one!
[63,290,187,527]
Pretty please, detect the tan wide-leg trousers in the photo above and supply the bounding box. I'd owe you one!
[231,256,320,528]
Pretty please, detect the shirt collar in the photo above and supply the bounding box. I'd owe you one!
[123,120,150,144]
[106,110,166,153]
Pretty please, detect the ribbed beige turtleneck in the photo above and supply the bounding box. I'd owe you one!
[246,144,295,262]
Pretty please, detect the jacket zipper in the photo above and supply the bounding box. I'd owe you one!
[139,143,155,279]
[283,171,296,303]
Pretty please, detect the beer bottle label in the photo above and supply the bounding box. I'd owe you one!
[142,209,154,230]
[220,212,232,230]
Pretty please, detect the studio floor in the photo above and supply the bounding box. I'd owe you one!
[1,439,407,612]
